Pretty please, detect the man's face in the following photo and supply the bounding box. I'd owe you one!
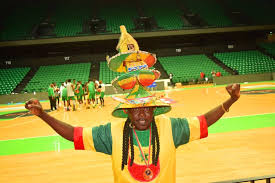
[127,107,155,131]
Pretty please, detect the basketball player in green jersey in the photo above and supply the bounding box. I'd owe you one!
[61,83,68,110]
[87,79,96,108]
[76,81,84,109]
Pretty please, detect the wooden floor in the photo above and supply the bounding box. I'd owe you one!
[0,82,275,183]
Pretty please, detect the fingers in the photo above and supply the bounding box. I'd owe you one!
[232,83,240,92]
[226,83,240,90]
[235,83,240,90]
[226,83,240,101]
[226,84,233,89]
[226,84,232,94]
[25,98,40,110]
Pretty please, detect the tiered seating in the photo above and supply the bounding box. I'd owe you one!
[141,0,184,30]
[226,0,275,25]
[181,0,232,27]
[24,63,91,92]
[1,2,47,41]
[53,1,91,37]
[159,55,230,83]
[214,50,275,75]
[259,42,275,57]
[98,3,138,34]
[0,67,30,95]
[99,62,123,84]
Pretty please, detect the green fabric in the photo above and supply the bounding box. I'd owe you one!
[170,118,190,148]
[79,85,84,95]
[92,122,112,155]
[133,127,150,147]
[88,82,95,93]
[67,96,75,100]
[108,53,129,72]
[62,88,67,97]
[48,87,54,97]
[91,121,151,155]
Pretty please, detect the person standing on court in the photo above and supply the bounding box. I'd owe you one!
[25,26,240,183]
[87,79,96,108]
[98,80,105,107]
[66,79,76,111]
[47,83,56,111]
[61,83,68,110]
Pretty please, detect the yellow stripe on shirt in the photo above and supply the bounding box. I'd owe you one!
[186,117,201,142]
[82,127,96,151]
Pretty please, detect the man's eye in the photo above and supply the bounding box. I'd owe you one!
[132,108,139,112]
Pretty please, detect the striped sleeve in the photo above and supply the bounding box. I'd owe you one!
[73,123,112,155]
[171,115,208,148]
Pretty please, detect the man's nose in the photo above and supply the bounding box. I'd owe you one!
[139,111,145,118]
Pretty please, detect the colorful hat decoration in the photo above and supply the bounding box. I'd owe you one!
[107,25,172,118]
[111,69,161,90]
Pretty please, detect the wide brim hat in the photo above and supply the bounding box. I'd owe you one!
[112,84,171,118]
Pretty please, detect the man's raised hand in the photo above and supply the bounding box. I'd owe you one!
[25,98,43,116]
[226,84,240,101]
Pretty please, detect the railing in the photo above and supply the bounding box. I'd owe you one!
[213,174,275,183]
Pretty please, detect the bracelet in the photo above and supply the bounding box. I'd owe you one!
[221,103,229,113]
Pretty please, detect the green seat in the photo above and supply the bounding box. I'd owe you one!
[25,63,91,91]
[214,50,275,75]
[159,54,230,82]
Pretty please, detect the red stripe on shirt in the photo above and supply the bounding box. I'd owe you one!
[74,127,85,150]
[198,115,208,139]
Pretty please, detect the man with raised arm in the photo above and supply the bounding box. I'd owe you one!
[25,26,240,183]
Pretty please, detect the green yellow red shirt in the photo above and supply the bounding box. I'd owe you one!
[74,115,208,183]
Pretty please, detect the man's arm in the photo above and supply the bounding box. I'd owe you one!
[204,84,240,127]
[25,99,74,141]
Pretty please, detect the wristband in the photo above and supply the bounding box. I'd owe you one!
[221,103,229,113]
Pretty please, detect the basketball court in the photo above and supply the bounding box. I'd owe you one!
[0,81,275,183]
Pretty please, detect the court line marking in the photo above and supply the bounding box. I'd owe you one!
[0,106,26,111]
[222,112,275,119]
[215,87,275,100]
[0,111,59,129]
[0,112,274,142]
[241,84,275,89]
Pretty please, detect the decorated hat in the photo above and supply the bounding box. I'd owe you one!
[106,25,157,73]
[112,84,171,118]
[111,69,161,90]
[107,25,172,118]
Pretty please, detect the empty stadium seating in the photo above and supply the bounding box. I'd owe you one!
[53,1,91,37]
[1,2,47,41]
[181,0,233,27]
[259,42,275,57]
[214,50,275,75]
[225,0,275,25]
[24,63,91,93]
[0,67,30,95]
[158,54,230,83]
[98,4,138,34]
[1,0,275,41]
[141,0,185,30]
